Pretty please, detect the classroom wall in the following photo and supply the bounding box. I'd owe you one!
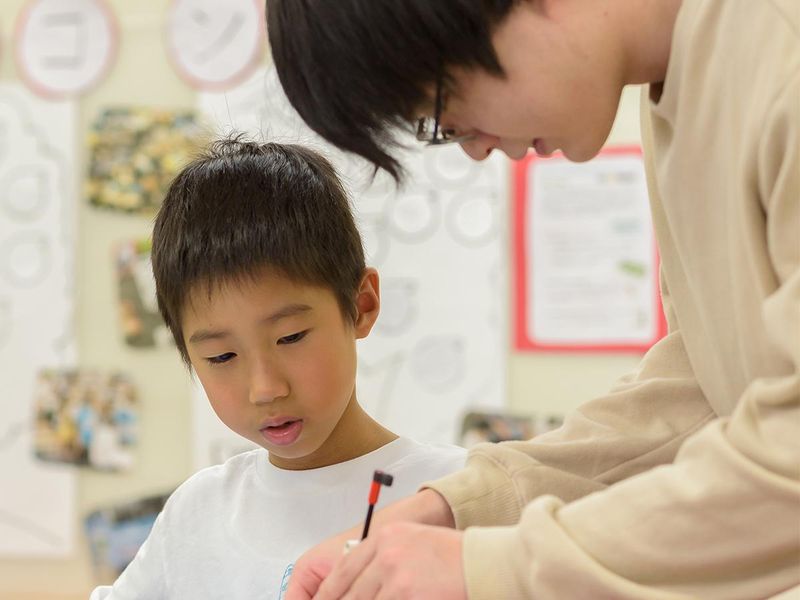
[0,1,642,597]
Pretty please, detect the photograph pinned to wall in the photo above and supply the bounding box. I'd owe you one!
[14,0,118,99]
[514,146,667,352]
[115,238,170,348]
[84,491,171,582]
[166,0,265,91]
[34,369,138,471]
[85,107,205,215]
[459,411,564,449]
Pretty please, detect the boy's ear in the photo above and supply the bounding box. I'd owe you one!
[353,267,380,339]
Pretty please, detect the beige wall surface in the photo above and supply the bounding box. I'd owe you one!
[0,1,643,597]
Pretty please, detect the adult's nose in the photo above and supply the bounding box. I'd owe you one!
[459,131,502,161]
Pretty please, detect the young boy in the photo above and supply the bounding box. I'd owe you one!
[267,1,800,599]
[89,139,466,599]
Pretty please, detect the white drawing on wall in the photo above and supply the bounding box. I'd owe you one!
[445,188,500,248]
[15,0,118,98]
[2,232,51,288]
[0,297,11,350]
[1,165,52,222]
[486,260,504,329]
[410,335,466,392]
[358,212,391,267]
[374,278,418,337]
[166,0,264,91]
[0,84,77,556]
[260,67,305,129]
[388,190,441,244]
[424,145,483,189]
[196,67,508,450]
[356,351,406,423]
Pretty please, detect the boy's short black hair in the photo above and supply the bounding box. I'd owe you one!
[266,0,517,181]
[151,137,365,366]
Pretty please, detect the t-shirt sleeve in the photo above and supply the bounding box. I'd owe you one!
[89,586,111,600]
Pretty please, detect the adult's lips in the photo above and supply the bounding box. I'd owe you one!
[533,138,552,157]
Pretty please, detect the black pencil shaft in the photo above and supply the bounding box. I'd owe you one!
[361,504,375,540]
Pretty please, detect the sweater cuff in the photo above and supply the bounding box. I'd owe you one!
[423,453,524,529]
[462,525,524,599]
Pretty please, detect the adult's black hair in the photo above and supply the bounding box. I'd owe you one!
[151,136,365,366]
[266,0,517,182]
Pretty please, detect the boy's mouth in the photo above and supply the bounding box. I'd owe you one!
[259,418,303,446]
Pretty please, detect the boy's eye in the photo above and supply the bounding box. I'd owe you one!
[206,352,236,365]
[278,330,308,345]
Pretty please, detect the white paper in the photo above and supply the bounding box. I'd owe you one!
[167,0,263,90]
[0,84,77,556]
[191,67,507,463]
[16,0,117,97]
[526,154,658,345]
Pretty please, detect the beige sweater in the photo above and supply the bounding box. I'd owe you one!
[428,0,800,597]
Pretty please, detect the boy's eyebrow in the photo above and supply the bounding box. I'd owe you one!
[187,303,314,346]
[188,329,230,345]
[262,303,313,324]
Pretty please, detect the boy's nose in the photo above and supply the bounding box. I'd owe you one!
[248,365,289,405]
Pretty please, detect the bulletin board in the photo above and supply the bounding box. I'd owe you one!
[513,146,666,352]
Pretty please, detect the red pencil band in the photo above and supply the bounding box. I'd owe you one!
[361,470,393,540]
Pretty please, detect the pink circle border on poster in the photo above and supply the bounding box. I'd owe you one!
[164,0,265,92]
[14,0,120,100]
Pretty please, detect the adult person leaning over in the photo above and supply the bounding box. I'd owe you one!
[266,0,800,598]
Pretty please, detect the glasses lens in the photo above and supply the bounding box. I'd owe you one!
[416,117,437,142]
[416,118,473,145]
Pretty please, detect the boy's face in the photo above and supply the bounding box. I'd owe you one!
[438,1,627,163]
[182,266,379,470]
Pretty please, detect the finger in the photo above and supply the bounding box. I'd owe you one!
[342,561,384,600]
[284,572,314,600]
[314,537,378,600]
[285,557,335,600]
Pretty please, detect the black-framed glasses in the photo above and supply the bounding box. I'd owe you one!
[415,78,475,146]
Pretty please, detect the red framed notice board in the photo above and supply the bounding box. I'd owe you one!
[513,146,667,352]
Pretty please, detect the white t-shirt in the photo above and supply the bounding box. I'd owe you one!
[90,437,466,599]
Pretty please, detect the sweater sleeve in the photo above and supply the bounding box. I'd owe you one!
[447,72,800,600]
[425,272,715,528]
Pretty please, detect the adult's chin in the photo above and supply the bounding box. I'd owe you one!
[561,139,605,163]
